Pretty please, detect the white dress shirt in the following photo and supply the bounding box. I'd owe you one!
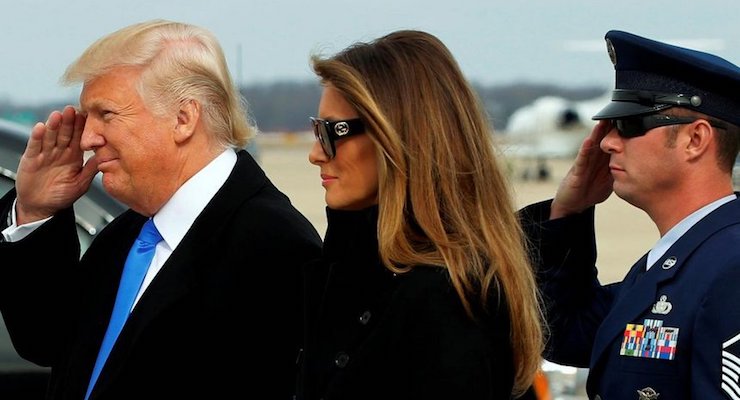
[136,149,237,307]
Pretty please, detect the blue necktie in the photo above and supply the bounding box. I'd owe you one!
[85,219,162,400]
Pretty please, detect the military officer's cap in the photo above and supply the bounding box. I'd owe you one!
[592,30,740,126]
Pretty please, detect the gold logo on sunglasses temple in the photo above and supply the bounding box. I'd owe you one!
[334,121,351,136]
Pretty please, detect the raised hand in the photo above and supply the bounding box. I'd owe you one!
[14,106,100,225]
[550,120,614,219]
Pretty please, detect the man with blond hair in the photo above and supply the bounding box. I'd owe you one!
[0,20,321,399]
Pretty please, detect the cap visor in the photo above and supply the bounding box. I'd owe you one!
[592,101,670,120]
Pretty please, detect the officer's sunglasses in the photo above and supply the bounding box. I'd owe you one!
[611,114,727,138]
[310,117,366,159]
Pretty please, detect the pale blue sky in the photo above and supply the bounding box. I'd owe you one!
[2,0,738,105]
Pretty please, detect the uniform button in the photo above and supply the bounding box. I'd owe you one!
[359,310,372,325]
[334,352,350,368]
[594,395,601,400]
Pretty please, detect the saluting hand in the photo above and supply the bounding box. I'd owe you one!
[550,120,614,219]
[14,106,101,225]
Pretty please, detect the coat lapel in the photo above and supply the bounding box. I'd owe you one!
[132,149,266,320]
[590,254,673,366]
[92,150,267,396]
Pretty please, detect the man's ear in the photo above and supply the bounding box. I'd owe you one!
[174,100,200,144]
[684,119,714,160]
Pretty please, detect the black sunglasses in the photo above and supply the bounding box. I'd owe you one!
[309,117,366,159]
[612,114,727,138]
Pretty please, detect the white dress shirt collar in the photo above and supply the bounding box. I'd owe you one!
[647,193,737,269]
[152,148,237,252]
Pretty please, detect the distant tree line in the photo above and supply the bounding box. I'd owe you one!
[1,80,605,134]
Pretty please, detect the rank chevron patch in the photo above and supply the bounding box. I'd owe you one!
[722,332,740,400]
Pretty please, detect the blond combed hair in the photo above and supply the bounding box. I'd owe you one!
[312,30,544,397]
[62,19,254,149]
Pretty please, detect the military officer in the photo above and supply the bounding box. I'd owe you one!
[520,30,740,399]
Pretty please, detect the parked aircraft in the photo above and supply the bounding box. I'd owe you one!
[501,36,730,181]
[498,92,609,181]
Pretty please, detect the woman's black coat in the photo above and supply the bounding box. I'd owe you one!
[297,206,515,400]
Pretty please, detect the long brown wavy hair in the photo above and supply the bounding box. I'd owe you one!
[311,30,544,397]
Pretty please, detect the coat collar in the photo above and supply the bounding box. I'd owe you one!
[322,205,379,265]
[134,149,266,315]
[91,150,265,397]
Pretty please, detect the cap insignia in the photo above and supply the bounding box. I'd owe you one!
[606,38,617,66]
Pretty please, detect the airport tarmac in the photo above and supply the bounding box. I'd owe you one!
[257,133,659,285]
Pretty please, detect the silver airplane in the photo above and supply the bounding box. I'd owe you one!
[497,92,609,181]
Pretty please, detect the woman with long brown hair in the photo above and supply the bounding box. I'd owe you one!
[297,30,544,399]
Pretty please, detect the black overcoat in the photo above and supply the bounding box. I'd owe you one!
[297,206,515,400]
[0,150,322,399]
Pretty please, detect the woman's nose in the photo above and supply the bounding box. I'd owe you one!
[308,139,328,165]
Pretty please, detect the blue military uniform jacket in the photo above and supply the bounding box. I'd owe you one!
[520,196,740,399]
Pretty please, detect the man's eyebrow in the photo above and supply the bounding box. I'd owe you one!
[79,99,109,113]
